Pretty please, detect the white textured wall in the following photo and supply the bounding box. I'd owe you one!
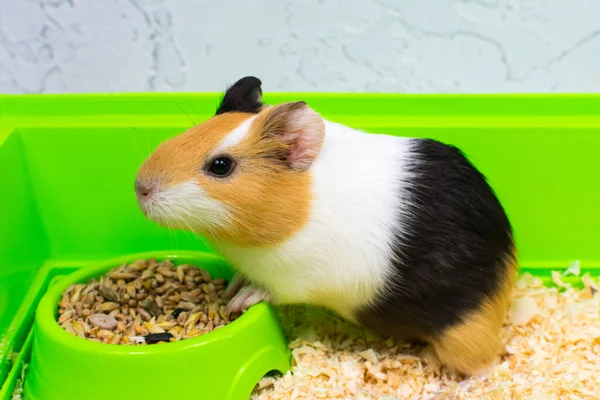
[1,0,599,94]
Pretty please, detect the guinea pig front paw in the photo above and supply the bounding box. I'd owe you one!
[227,286,272,313]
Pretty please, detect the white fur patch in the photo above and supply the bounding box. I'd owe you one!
[212,120,415,322]
[142,180,230,235]
[214,115,257,154]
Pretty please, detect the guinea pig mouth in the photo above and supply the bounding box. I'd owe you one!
[134,190,170,226]
[134,180,231,235]
[136,197,159,221]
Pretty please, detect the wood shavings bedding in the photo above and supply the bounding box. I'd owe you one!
[252,271,600,399]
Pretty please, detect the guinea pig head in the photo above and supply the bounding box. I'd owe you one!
[135,77,325,247]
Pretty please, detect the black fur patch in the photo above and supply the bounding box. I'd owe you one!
[215,76,263,115]
[356,139,514,339]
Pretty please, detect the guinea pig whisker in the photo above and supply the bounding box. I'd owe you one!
[175,207,219,243]
[175,213,203,238]
[170,100,197,128]
[129,130,147,161]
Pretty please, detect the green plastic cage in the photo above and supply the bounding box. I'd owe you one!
[1,93,599,399]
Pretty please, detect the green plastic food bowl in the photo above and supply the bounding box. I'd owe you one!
[24,251,291,400]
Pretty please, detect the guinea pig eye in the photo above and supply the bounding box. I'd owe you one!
[207,157,235,177]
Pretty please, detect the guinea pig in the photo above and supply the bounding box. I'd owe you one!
[134,76,516,376]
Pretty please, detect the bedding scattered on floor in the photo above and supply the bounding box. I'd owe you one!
[252,269,600,399]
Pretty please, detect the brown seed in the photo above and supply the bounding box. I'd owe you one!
[158,320,176,330]
[99,285,120,303]
[72,320,86,338]
[83,293,96,306]
[212,278,226,287]
[155,283,170,295]
[110,333,122,344]
[158,260,174,269]
[97,329,115,341]
[126,284,136,298]
[219,306,231,321]
[168,325,182,335]
[186,329,203,338]
[157,266,172,278]
[141,269,154,279]
[70,284,86,303]
[176,301,196,310]
[89,313,118,330]
[127,260,147,271]
[98,302,120,312]
[116,321,126,332]
[200,269,212,282]
[62,321,76,334]
[59,293,71,309]
[199,313,208,324]
[145,259,156,270]
[190,304,203,314]
[185,312,201,328]
[176,266,185,282]
[134,325,149,335]
[140,297,161,317]
[58,310,73,324]
[177,312,188,326]
[148,324,165,334]
[107,271,137,281]
[208,303,219,320]
[180,292,199,303]
[138,308,152,321]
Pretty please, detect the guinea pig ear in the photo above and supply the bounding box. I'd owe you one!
[215,76,263,115]
[261,101,325,171]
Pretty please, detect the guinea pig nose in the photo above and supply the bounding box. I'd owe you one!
[135,180,153,198]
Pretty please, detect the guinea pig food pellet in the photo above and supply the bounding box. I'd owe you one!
[57,259,241,345]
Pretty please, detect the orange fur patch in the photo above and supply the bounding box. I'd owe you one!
[137,107,314,247]
[430,249,518,375]
[200,106,313,246]
[137,112,253,187]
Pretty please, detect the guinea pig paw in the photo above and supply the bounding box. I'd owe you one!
[421,346,442,372]
[224,274,247,299]
[228,286,272,313]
